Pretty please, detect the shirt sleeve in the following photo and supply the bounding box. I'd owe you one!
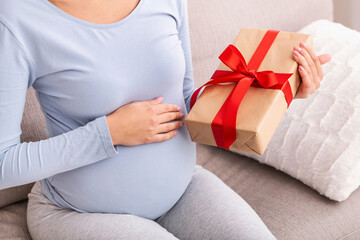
[178,0,204,114]
[0,22,119,190]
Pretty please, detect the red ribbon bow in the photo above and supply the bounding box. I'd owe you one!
[189,30,294,150]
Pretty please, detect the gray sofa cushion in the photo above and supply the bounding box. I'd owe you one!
[0,200,31,240]
[0,184,35,209]
[19,88,48,144]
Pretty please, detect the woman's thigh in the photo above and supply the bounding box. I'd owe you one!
[27,181,178,240]
[155,165,277,240]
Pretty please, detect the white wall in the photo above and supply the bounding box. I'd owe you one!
[333,0,360,31]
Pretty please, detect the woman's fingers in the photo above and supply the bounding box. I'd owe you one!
[293,48,312,82]
[291,42,331,100]
[296,44,320,88]
[295,65,313,98]
[318,53,332,65]
[146,97,182,115]
[156,120,184,134]
[157,111,184,124]
[153,103,181,115]
[151,130,178,143]
[299,42,323,81]
[148,97,163,105]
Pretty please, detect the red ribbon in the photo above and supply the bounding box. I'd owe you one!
[189,30,294,150]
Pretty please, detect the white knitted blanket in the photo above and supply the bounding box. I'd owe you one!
[232,19,360,201]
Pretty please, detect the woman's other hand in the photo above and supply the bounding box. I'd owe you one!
[292,41,332,98]
[105,97,184,146]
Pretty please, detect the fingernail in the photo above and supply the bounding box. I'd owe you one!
[294,46,302,52]
[300,42,307,48]
[293,50,300,56]
[299,66,305,71]
[180,121,184,126]
[158,97,163,101]
[180,113,184,117]
[174,131,178,135]
[177,106,181,111]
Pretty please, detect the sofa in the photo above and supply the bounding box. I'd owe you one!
[1,0,360,239]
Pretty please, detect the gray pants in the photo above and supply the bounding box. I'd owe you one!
[27,165,277,240]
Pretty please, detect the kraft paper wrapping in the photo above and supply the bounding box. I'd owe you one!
[185,27,313,155]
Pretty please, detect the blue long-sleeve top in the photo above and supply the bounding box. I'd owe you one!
[0,0,203,220]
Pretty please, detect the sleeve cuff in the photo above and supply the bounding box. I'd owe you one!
[94,115,119,157]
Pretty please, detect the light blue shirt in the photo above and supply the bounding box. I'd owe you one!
[0,0,203,220]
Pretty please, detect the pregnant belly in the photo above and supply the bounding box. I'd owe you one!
[46,127,196,220]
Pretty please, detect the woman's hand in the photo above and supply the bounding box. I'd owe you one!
[105,97,184,146]
[292,41,332,98]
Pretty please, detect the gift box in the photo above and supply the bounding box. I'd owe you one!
[185,27,313,155]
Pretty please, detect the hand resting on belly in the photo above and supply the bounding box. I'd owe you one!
[105,96,185,146]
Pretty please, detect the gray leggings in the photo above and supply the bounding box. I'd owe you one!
[27,165,277,240]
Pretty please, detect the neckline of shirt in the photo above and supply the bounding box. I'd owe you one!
[40,0,144,29]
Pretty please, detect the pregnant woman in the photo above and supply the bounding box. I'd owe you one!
[0,0,330,239]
